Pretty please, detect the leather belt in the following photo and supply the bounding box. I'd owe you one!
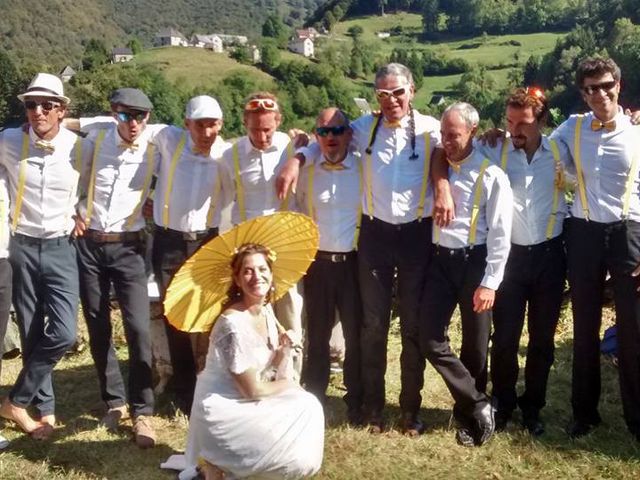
[156,227,218,241]
[316,250,356,263]
[84,229,144,243]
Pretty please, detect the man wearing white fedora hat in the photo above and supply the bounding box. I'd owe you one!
[0,72,88,439]
[150,95,230,415]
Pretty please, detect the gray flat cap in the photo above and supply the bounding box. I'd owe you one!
[109,88,153,111]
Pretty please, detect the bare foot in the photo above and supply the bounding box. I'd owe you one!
[200,460,225,480]
[0,398,41,433]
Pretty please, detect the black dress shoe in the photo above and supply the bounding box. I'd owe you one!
[567,419,599,439]
[364,413,385,434]
[473,399,496,446]
[347,408,364,427]
[455,427,475,447]
[522,412,544,437]
[400,412,425,437]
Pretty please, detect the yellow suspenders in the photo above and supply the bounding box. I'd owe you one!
[125,143,156,230]
[500,139,562,240]
[306,159,364,250]
[232,140,294,222]
[364,120,431,220]
[573,116,639,220]
[11,134,82,233]
[84,130,107,223]
[434,158,490,245]
[573,115,590,220]
[162,133,187,227]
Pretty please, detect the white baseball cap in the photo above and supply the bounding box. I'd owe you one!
[18,72,70,104]
[185,95,223,120]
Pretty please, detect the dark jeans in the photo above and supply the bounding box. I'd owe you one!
[302,251,362,411]
[0,259,12,381]
[420,244,491,419]
[9,234,78,416]
[152,225,218,414]
[566,217,640,433]
[358,215,431,418]
[491,236,566,416]
[76,236,154,417]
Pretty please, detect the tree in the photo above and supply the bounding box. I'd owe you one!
[378,0,387,16]
[262,14,290,48]
[261,39,281,72]
[0,49,21,125]
[127,38,143,55]
[422,0,440,35]
[82,39,109,72]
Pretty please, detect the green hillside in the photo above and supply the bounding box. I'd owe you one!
[134,47,274,89]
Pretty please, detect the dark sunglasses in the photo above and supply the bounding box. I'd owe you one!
[316,126,347,137]
[116,111,147,123]
[24,100,60,112]
[582,81,618,96]
[375,86,408,100]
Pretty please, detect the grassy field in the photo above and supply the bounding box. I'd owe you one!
[134,47,274,90]
[1,305,639,479]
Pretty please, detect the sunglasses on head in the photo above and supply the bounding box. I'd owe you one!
[24,100,60,112]
[116,111,147,123]
[582,80,618,96]
[316,126,347,137]
[375,86,408,100]
[525,86,545,100]
[244,98,279,112]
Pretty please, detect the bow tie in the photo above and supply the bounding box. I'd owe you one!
[383,119,402,129]
[34,139,55,154]
[191,146,210,156]
[118,141,139,151]
[320,161,347,171]
[591,119,616,132]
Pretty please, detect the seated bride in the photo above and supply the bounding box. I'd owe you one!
[178,241,324,480]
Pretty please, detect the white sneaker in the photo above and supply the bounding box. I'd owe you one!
[0,434,9,450]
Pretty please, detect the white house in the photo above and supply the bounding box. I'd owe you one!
[250,45,261,63]
[155,28,188,47]
[59,65,76,83]
[295,27,319,40]
[111,47,134,63]
[288,37,314,58]
[191,34,223,53]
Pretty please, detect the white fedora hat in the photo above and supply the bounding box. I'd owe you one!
[17,73,70,104]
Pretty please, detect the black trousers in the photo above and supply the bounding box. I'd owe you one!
[9,234,78,416]
[566,217,640,433]
[0,258,12,381]
[358,215,431,417]
[420,244,491,419]
[152,226,218,414]
[302,251,362,411]
[491,236,566,416]
[76,236,154,417]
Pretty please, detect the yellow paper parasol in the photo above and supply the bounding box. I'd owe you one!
[163,212,319,332]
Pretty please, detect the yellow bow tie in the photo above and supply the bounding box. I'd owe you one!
[191,146,210,156]
[591,119,616,132]
[118,141,139,151]
[320,161,347,171]
[34,139,55,154]
[383,119,402,129]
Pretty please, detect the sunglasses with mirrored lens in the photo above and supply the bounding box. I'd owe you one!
[116,111,147,123]
[375,87,408,100]
[582,81,618,96]
[24,100,60,112]
[245,98,279,112]
[316,126,347,137]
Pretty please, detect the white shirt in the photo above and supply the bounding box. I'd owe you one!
[78,123,156,232]
[152,126,230,231]
[219,132,294,225]
[296,152,361,252]
[300,111,441,225]
[0,169,11,258]
[433,149,513,290]
[551,109,640,223]
[479,136,568,246]
[0,126,84,238]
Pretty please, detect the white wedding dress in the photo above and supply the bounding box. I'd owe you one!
[179,309,324,479]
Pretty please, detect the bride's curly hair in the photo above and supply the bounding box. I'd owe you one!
[224,243,277,308]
